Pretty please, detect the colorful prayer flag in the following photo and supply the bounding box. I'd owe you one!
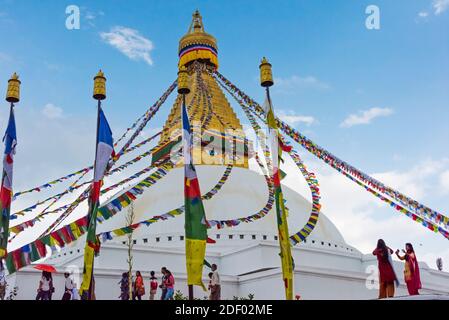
[80,106,114,299]
[182,96,208,291]
[0,107,17,258]
[264,96,294,300]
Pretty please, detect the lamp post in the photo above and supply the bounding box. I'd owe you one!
[83,69,106,300]
[260,57,294,300]
[0,73,20,261]
[178,65,193,300]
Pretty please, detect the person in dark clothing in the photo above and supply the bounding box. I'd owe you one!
[119,272,130,300]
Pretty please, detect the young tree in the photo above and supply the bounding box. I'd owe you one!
[126,203,136,300]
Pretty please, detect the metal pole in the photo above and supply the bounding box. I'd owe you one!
[266,87,272,110]
[0,102,13,187]
[0,103,13,261]
[183,92,194,301]
[1,103,14,186]
[188,284,194,300]
[87,99,101,301]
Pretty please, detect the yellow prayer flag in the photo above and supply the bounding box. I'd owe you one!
[80,244,95,293]
[185,238,207,291]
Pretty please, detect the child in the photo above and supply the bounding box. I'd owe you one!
[208,272,213,300]
[149,271,158,300]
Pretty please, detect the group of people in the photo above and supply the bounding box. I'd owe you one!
[373,240,422,299]
[119,264,221,300]
[119,267,175,300]
[207,264,221,300]
[2,246,427,300]
[35,271,78,300]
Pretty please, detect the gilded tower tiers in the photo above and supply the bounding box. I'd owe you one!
[152,11,248,168]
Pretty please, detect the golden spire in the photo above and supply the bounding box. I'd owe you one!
[178,10,218,69]
[152,12,247,168]
[191,9,204,33]
[156,68,248,168]
[6,72,21,103]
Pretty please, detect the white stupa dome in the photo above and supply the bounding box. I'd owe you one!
[98,160,348,249]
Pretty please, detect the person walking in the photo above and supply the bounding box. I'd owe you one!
[62,272,75,300]
[48,272,55,300]
[119,272,130,300]
[36,271,53,300]
[207,272,213,300]
[159,267,167,300]
[210,264,221,300]
[372,239,398,299]
[149,271,158,300]
[396,243,421,295]
[163,269,175,300]
[133,271,145,300]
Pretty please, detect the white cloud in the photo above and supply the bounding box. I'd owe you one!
[42,103,64,119]
[418,11,429,17]
[85,12,99,21]
[79,6,105,28]
[439,170,449,194]
[278,110,317,127]
[372,158,449,199]
[433,0,449,15]
[340,107,393,128]
[417,1,448,20]
[100,26,154,65]
[43,61,62,72]
[280,155,449,270]
[84,9,104,27]
[274,75,330,93]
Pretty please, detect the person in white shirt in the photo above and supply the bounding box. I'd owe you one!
[36,271,52,300]
[210,264,221,300]
[62,272,74,300]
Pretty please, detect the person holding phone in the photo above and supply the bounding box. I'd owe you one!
[395,243,421,295]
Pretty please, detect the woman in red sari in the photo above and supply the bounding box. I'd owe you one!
[133,271,145,300]
[373,239,398,299]
[395,243,421,295]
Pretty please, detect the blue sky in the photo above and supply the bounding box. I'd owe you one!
[0,0,449,269]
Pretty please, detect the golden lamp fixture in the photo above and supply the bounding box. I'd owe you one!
[6,72,21,103]
[93,69,106,100]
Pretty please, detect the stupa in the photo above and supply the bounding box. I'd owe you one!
[8,11,449,300]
